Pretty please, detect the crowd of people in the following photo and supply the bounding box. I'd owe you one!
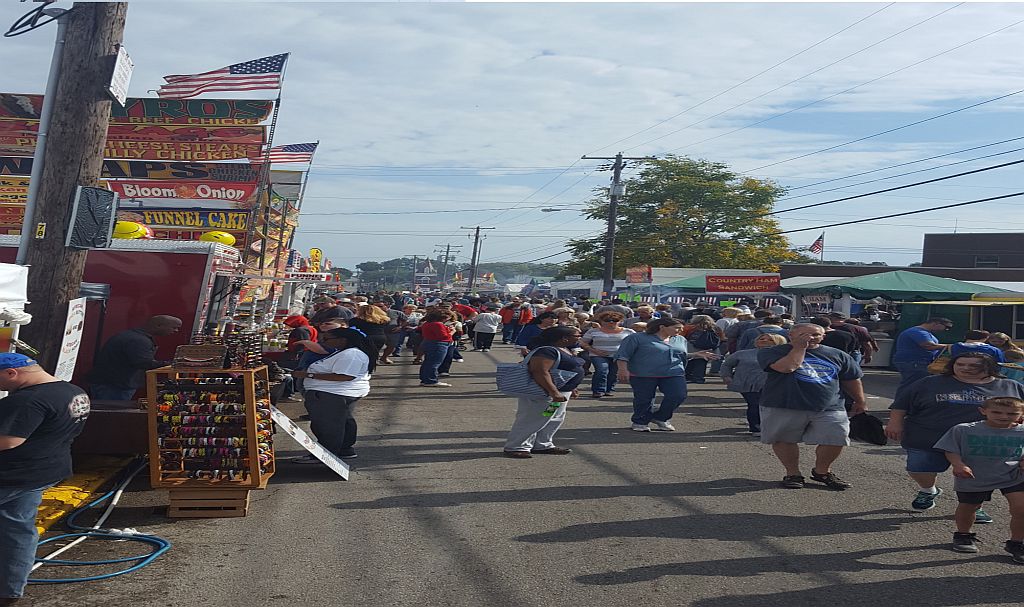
[272,290,1024,565]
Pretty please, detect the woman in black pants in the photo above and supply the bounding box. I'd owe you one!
[290,328,377,461]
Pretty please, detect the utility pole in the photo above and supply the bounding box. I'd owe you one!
[581,152,655,299]
[433,243,462,290]
[20,3,129,371]
[460,226,494,295]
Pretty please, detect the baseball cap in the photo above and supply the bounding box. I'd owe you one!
[0,353,37,369]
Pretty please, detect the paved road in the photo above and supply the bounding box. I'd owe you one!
[29,346,1023,606]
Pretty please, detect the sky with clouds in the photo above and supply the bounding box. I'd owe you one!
[3,1,1024,271]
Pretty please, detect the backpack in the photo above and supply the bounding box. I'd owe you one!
[688,329,721,351]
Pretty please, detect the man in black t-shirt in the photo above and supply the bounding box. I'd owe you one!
[0,353,90,602]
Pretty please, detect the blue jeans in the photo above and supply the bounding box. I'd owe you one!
[629,376,688,424]
[90,384,137,401]
[741,391,761,432]
[419,340,454,384]
[1,485,49,598]
[590,356,618,395]
[502,321,520,343]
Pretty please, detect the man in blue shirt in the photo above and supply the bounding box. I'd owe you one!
[893,317,952,393]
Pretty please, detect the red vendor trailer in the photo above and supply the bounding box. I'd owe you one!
[0,236,241,388]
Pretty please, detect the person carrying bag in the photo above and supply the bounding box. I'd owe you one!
[500,327,584,459]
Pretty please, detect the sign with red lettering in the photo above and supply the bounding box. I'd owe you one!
[107,180,257,203]
[0,157,259,181]
[0,139,262,162]
[0,120,265,144]
[704,275,781,293]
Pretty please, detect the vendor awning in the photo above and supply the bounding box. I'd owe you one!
[782,270,1012,301]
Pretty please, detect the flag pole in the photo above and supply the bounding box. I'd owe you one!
[274,141,317,275]
[819,231,825,262]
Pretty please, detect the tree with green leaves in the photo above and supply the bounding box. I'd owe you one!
[564,156,813,277]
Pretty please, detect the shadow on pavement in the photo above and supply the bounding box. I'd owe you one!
[332,477,778,510]
[688,574,1019,607]
[516,509,946,544]
[575,545,998,586]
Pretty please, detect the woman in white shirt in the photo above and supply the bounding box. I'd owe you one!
[580,311,635,399]
[471,308,503,352]
[291,328,376,461]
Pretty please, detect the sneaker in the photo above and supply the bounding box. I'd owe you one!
[503,450,532,459]
[810,468,852,491]
[603,391,615,396]
[952,532,980,553]
[630,423,651,432]
[420,382,452,387]
[592,393,605,399]
[292,454,322,465]
[749,431,761,437]
[454,359,466,363]
[911,488,943,511]
[530,447,572,455]
[975,508,995,524]
[781,475,805,489]
[338,452,358,460]
[482,349,490,352]
[1004,540,1024,564]
[438,373,451,377]
[651,420,676,431]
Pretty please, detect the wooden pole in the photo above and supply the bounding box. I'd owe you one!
[22,2,128,371]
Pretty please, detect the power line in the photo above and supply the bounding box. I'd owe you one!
[775,191,1024,235]
[779,146,1024,202]
[584,3,894,155]
[742,88,1024,173]
[773,158,1023,215]
[659,14,1024,157]
[626,3,964,154]
[779,136,1024,192]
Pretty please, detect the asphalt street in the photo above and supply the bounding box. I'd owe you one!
[27,345,1024,606]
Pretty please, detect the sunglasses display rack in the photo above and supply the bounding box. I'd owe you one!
[147,365,275,518]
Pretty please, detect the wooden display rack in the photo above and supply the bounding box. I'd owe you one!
[147,366,275,517]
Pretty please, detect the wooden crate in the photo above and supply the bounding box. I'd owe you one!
[168,488,250,518]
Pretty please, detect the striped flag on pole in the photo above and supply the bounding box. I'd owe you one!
[158,54,288,99]
[253,143,318,164]
[808,232,825,255]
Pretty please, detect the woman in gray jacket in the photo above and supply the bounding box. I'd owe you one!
[719,332,788,434]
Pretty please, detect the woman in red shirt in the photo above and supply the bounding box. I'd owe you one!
[418,310,455,387]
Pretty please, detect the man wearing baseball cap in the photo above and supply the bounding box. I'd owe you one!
[0,353,90,604]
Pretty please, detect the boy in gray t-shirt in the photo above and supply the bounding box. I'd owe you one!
[934,397,1024,562]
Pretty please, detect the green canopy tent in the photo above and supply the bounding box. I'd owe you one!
[782,270,1012,301]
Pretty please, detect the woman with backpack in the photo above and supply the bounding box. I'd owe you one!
[684,315,724,384]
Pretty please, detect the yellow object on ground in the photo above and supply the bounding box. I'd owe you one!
[36,455,134,534]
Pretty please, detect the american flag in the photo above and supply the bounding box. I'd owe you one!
[256,142,318,164]
[158,54,288,99]
[808,232,825,255]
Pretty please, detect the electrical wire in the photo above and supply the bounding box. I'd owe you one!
[628,3,964,153]
[585,3,894,155]
[660,15,1024,157]
[778,136,1024,192]
[742,88,1024,173]
[774,191,1024,235]
[773,158,1023,215]
[30,459,171,584]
